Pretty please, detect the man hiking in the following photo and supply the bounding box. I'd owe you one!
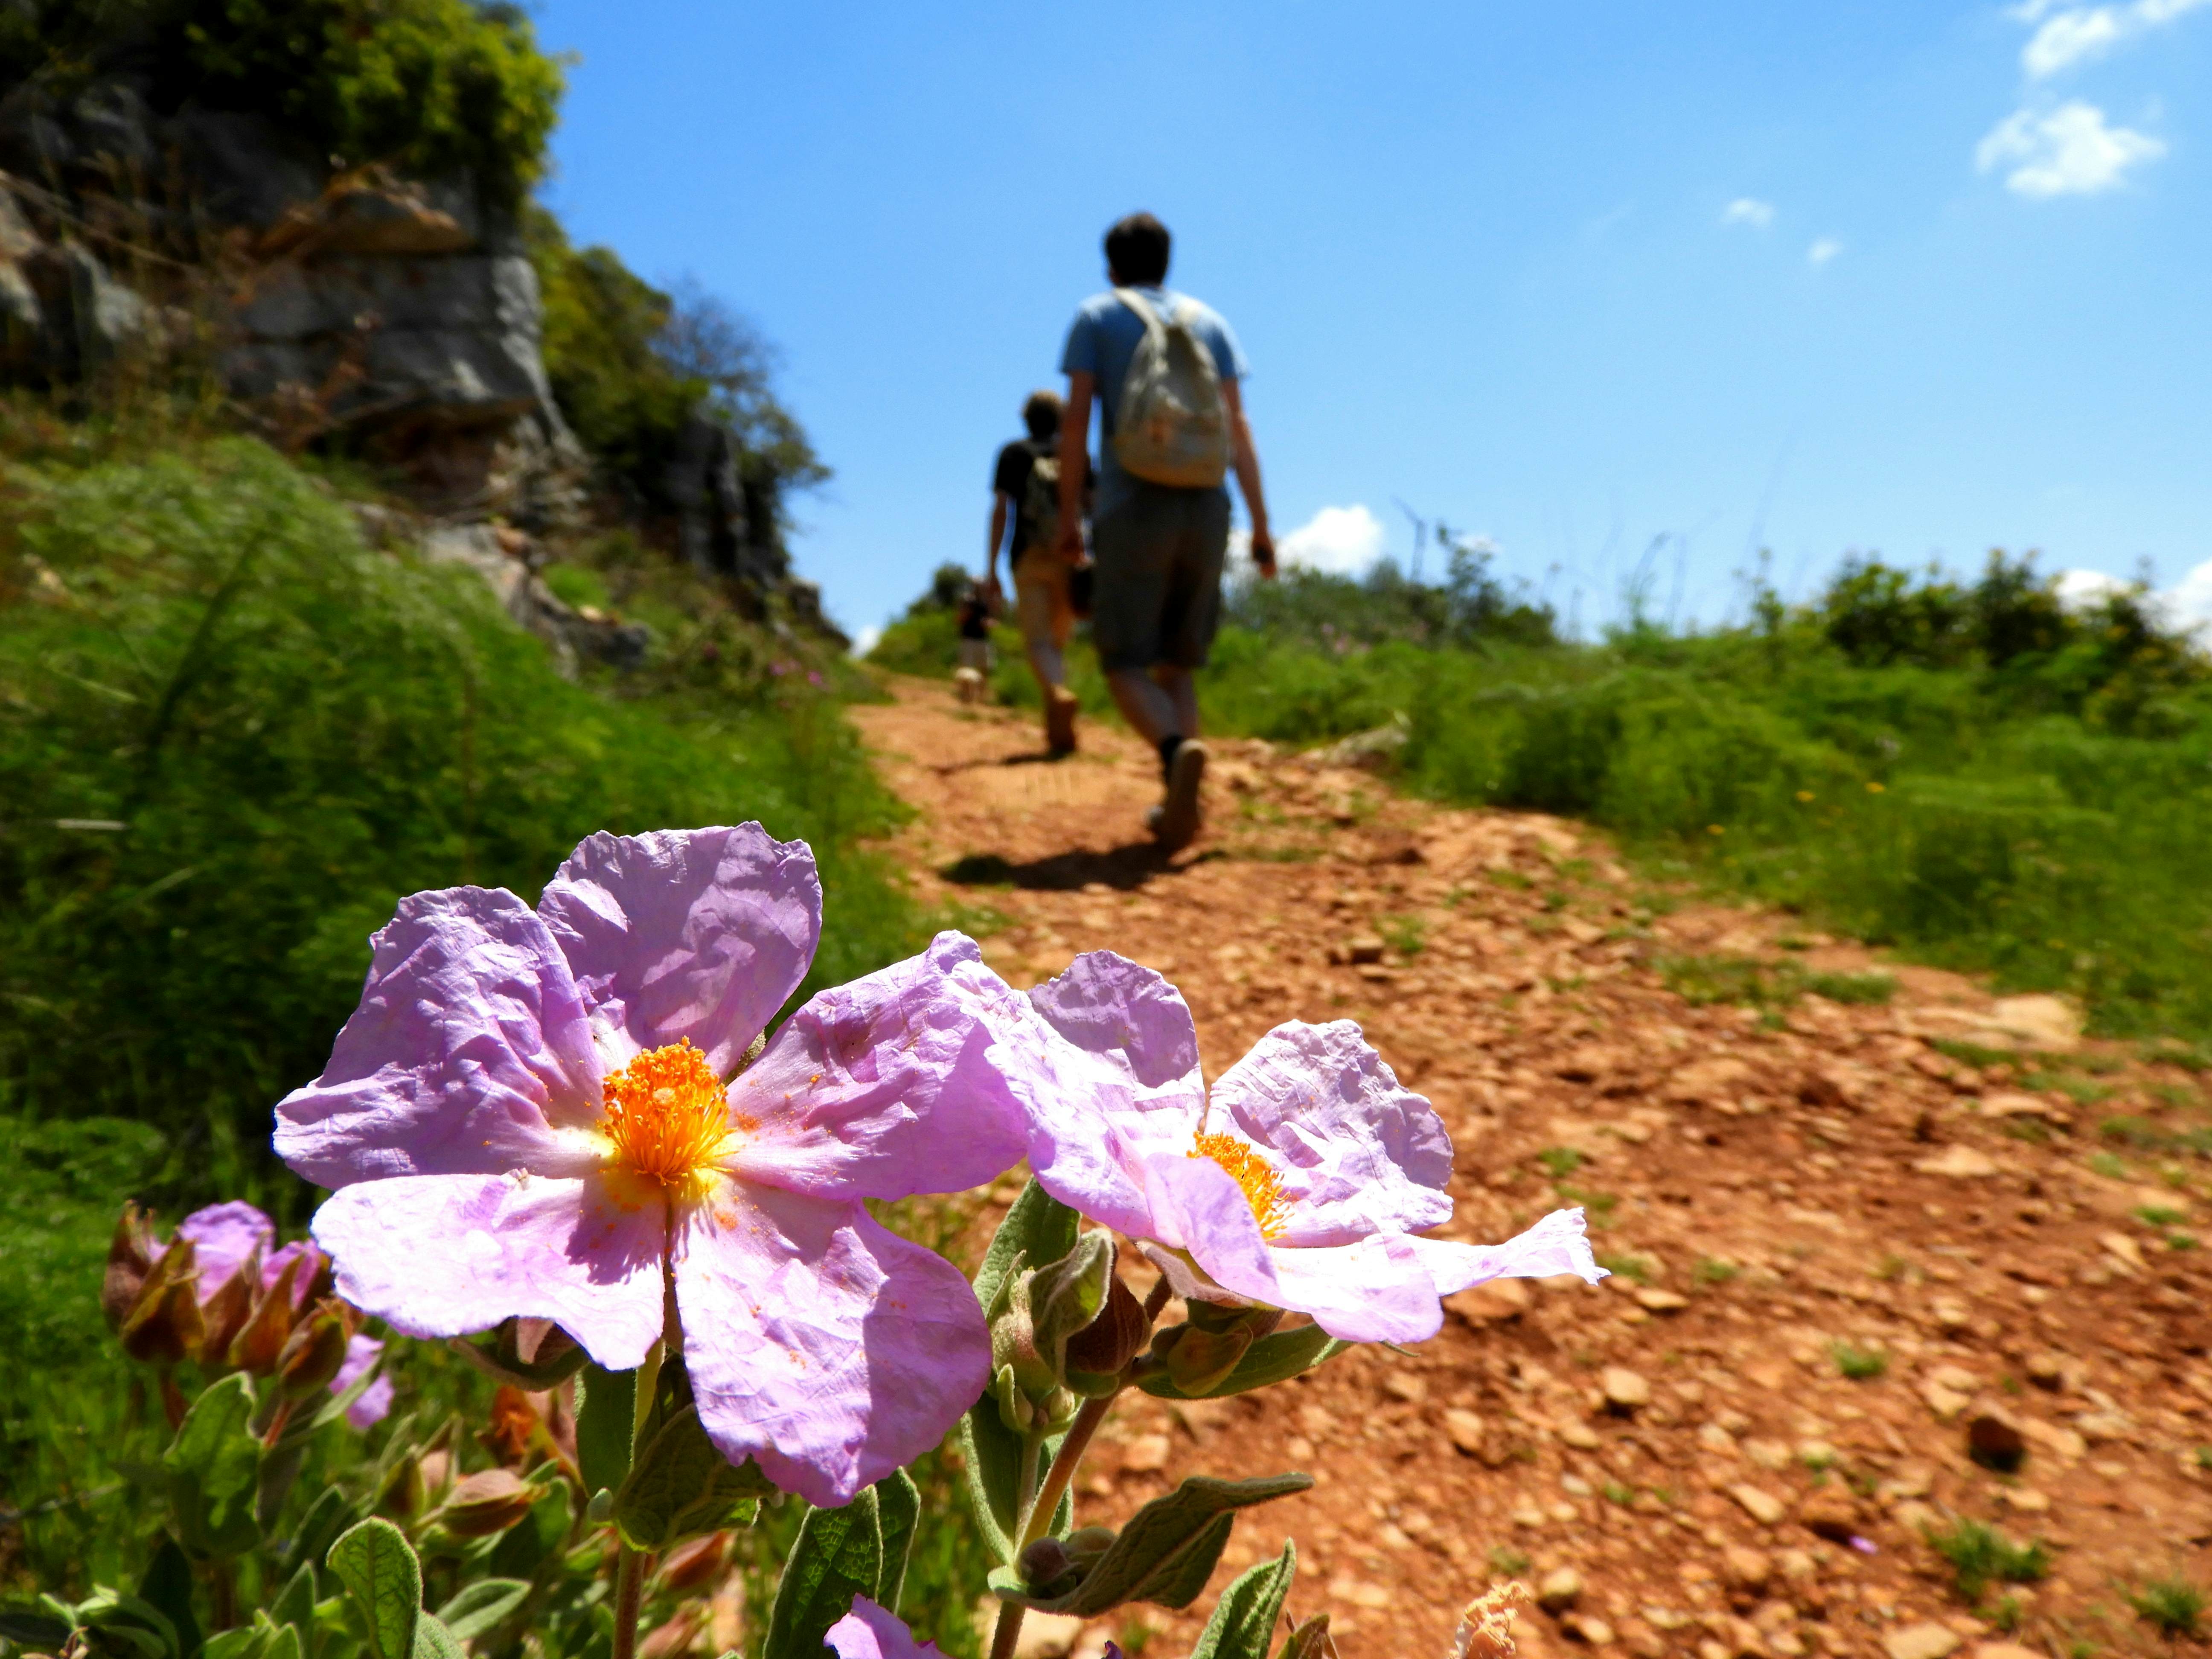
[985,390,1090,754]
[1055,212,1275,851]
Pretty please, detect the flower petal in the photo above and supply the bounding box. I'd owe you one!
[275,887,602,1187]
[1144,1154,1445,1343]
[1403,1206,1607,1296]
[1260,1234,1451,1344]
[826,1600,942,1659]
[674,1176,990,1508]
[331,1334,394,1429]
[726,933,1028,1201]
[175,1202,274,1301]
[537,826,820,1076]
[1014,952,1207,1238]
[1205,1021,1452,1246]
[261,1240,323,1308]
[309,1173,665,1370]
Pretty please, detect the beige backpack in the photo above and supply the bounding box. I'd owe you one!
[1111,288,1231,488]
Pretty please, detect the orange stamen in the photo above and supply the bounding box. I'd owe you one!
[600,1040,731,1187]
[1191,1130,1290,1240]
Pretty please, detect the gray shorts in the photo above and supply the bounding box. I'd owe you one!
[1090,484,1231,672]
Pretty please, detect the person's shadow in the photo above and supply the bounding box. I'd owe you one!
[940,843,1175,892]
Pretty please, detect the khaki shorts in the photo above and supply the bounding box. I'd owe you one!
[1090,483,1231,672]
[1014,554,1075,651]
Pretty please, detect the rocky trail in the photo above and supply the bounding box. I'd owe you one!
[850,677,2212,1659]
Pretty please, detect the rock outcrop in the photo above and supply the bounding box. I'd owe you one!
[0,76,583,522]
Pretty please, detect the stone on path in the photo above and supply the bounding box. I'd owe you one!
[1884,1624,1962,1659]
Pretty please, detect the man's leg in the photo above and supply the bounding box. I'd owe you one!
[1015,567,1068,690]
[1106,666,1179,746]
[1151,664,1199,739]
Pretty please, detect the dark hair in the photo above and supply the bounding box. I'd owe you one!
[1021,389,1062,440]
[1103,212,1171,285]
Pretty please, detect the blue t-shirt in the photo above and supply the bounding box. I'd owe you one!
[1060,286,1249,518]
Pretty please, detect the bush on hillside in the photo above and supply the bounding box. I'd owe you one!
[1229,529,1557,650]
[530,211,827,553]
[3,0,562,204]
[0,439,915,1211]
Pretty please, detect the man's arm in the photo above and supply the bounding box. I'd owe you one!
[1057,373,1093,562]
[986,493,1009,594]
[1221,377,1275,579]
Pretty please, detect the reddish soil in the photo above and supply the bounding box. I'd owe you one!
[850,676,2212,1659]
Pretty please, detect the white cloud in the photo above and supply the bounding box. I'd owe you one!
[1721,198,1775,227]
[2167,558,2212,634]
[2055,567,2132,609]
[2021,0,2212,76]
[1977,100,2165,195]
[1807,237,1844,266]
[1276,504,1387,575]
[850,623,882,658]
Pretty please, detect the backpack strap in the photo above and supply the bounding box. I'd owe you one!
[1114,286,1166,337]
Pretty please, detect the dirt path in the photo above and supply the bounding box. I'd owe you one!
[850,677,2212,1659]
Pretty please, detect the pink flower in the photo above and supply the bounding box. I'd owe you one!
[170,1202,385,1425]
[825,1600,941,1659]
[1002,952,1603,1344]
[275,825,1030,1507]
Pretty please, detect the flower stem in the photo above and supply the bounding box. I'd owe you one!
[611,1545,646,1659]
[988,1601,1026,1659]
[1019,1391,1115,1552]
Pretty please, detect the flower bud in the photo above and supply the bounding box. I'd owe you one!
[1018,1537,1072,1586]
[101,1203,158,1332]
[119,1237,204,1366]
[274,1301,354,1399]
[1156,1320,1256,1396]
[225,1251,304,1376]
[196,1253,261,1368]
[657,1531,730,1593]
[451,1316,587,1388]
[436,1467,540,1538]
[1064,1273,1149,1389]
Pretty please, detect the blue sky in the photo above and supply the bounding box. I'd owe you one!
[530,1,2211,643]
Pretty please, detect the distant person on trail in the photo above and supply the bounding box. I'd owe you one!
[952,579,993,704]
[1055,211,1275,851]
[986,390,1092,754]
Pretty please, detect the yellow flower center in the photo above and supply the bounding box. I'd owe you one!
[600,1040,732,1190]
[1190,1130,1290,1240]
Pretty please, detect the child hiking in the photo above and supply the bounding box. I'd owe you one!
[1055,212,1276,850]
[986,390,1092,754]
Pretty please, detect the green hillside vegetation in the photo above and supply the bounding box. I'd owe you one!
[3,0,562,203]
[875,548,2212,1046]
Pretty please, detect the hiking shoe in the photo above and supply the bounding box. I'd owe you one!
[1150,739,1208,851]
[1045,686,1079,754]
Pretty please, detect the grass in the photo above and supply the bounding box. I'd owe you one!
[1656,952,1895,1011]
[1535,1146,1586,1179]
[1487,1546,1532,1577]
[1377,913,1429,957]
[2126,1577,2207,1637]
[1924,1518,2052,1604]
[1594,1252,1653,1284]
[0,438,969,1613]
[1163,562,2212,1047]
[1831,1342,1890,1381]
[2101,1116,2212,1157]
[1693,1258,1741,1286]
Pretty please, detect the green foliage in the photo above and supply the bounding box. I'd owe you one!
[1830,1342,1889,1381]
[1924,1517,2051,1604]
[1188,1543,1297,1659]
[1183,554,2212,1043]
[763,1476,914,1659]
[1658,953,1895,1011]
[6,0,562,204]
[2126,1575,2206,1637]
[529,215,825,550]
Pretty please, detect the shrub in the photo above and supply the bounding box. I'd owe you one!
[1924,1518,2050,1604]
[6,0,563,204]
[2127,1576,2207,1637]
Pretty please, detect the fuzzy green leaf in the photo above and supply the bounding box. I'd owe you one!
[974,1179,1080,1311]
[761,1486,883,1659]
[325,1518,422,1659]
[162,1374,263,1560]
[873,1468,922,1614]
[990,1473,1313,1618]
[1137,1326,1349,1401]
[574,1363,636,1501]
[611,1403,772,1551]
[1190,1542,1298,1659]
